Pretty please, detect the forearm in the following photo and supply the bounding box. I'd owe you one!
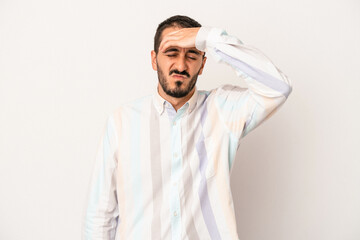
[195,26,292,100]
[195,26,293,139]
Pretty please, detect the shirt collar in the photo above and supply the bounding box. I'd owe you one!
[152,86,199,115]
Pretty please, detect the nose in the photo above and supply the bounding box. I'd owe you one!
[174,55,188,72]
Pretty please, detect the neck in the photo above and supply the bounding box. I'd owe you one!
[157,84,195,112]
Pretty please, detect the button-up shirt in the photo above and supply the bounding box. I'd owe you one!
[83,26,293,240]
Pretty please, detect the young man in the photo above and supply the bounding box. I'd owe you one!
[83,15,292,240]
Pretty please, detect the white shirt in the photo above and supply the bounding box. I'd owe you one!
[83,26,292,240]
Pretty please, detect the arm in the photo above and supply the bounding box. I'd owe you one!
[82,115,119,240]
[195,26,293,140]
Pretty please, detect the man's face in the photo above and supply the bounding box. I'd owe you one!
[151,26,207,98]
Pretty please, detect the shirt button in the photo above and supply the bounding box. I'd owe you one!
[174,153,178,158]
[173,182,177,186]
[174,211,177,217]
[173,121,176,126]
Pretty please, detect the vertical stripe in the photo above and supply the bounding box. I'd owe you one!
[214,49,291,98]
[196,105,222,240]
[182,113,201,240]
[114,110,128,238]
[206,105,240,240]
[168,104,186,240]
[85,116,115,239]
[228,133,238,171]
[150,104,163,240]
[130,102,144,239]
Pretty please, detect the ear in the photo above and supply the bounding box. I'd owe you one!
[198,56,207,75]
[151,50,157,71]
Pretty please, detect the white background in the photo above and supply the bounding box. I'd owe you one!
[1,0,359,239]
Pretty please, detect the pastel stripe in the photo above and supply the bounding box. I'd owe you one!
[211,106,240,240]
[130,102,144,239]
[182,112,201,240]
[168,105,184,240]
[114,110,128,238]
[196,104,222,240]
[85,116,116,239]
[214,49,291,98]
[150,103,163,240]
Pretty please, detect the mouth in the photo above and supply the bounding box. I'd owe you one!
[172,74,188,79]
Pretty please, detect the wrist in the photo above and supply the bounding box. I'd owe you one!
[195,27,229,51]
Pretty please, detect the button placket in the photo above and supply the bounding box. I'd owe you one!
[170,113,183,240]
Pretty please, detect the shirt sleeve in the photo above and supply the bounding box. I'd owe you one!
[195,26,293,142]
[82,114,119,240]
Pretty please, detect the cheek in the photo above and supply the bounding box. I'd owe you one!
[190,62,203,73]
[158,61,171,73]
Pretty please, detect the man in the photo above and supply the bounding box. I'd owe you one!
[83,15,292,240]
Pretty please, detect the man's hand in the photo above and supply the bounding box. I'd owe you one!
[159,27,201,53]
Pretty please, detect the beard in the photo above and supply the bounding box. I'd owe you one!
[157,63,201,98]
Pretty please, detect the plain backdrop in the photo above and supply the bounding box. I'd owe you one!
[1,0,359,239]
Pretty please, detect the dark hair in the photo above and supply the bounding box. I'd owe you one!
[154,15,202,54]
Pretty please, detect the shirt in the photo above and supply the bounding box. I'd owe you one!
[82,26,293,240]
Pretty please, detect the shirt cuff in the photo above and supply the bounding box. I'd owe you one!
[196,26,245,53]
[195,26,229,51]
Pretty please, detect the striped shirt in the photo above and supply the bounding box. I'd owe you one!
[83,26,293,240]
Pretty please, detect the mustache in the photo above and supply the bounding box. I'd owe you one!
[169,69,190,78]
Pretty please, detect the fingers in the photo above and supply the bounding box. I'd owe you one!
[159,28,198,53]
[159,37,193,53]
[159,33,183,52]
[159,37,181,53]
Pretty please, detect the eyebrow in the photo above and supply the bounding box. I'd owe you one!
[188,49,201,55]
[164,48,201,55]
[164,48,179,54]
